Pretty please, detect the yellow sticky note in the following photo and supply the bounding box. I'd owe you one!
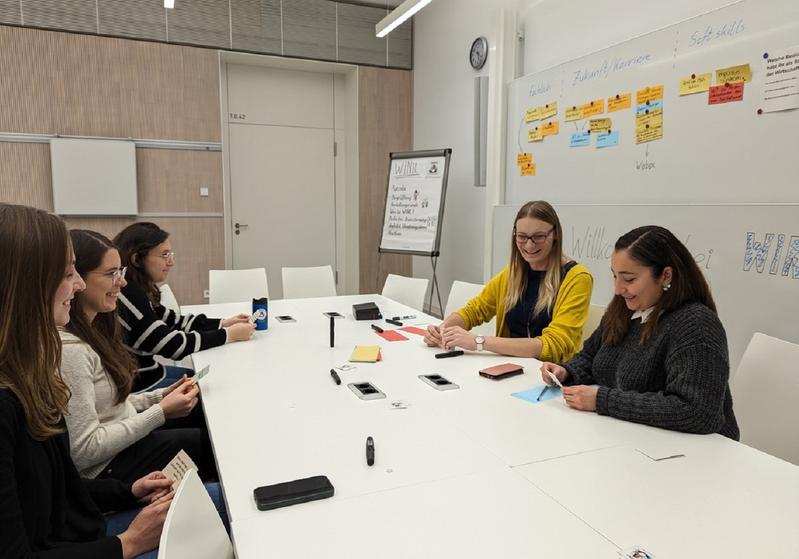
[565,105,583,121]
[635,109,663,132]
[607,93,631,112]
[350,345,381,363]
[636,85,664,104]
[527,127,543,142]
[581,99,605,117]
[679,73,712,95]
[589,118,612,134]
[716,64,752,84]
[517,152,533,165]
[540,121,559,137]
[636,123,663,144]
[520,163,537,176]
[525,107,541,123]
[539,102,558,119]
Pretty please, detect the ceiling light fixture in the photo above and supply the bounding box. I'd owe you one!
[375,0,432,38]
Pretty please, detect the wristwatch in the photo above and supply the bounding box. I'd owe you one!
[475,335,485,352]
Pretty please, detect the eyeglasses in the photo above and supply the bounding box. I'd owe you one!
[91,266,127,282]
[514,228,554,245]
[157,251,176,261]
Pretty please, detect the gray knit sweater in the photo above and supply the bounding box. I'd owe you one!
[563,302,739,440]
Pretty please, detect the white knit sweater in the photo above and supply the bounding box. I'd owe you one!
[59,330,166,478]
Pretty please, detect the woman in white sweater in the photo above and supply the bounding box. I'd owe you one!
[60,229,218,484]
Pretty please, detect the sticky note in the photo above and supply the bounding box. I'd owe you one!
[581,98,605,117]
[399,326,426,336]
[350,345,381,363]
[540,121,559,136]
[520,163,537,176]
[708,82,745,104]
[527,127,543,142]
[525,107,540,123]
[636,120,662,144]
[378,330,408,342]
[163,450,198,487]
[635,109,662,132]
[565,105,583,121]
[679,73,712,95]
[607,93,631,112]
[589,118,612,134]
[596,130,620,148]
[716,63,752,84]
[636,99,662,114]
[516,152,533,165]
[539,102,558,119]
[512,386,561,404]
[636,85,664,104]
[570,131,590,147]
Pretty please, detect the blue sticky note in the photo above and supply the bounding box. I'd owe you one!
[596,130,620,148]
[511,385,561,404]
[570,131,590,147]
[636,99,662,114]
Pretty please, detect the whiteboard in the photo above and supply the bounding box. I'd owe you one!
[379,149,451,256]
[493,203,799,371]
[51,138,138,216]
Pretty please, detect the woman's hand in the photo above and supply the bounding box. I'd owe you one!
[161,374,189,397]
[131,471,174,503]
[221,313,251,328]
[540,362,570,385]
[118,491,174,559]
[424,325,445,348]
[561,385,599,411]
[159,381,199,419]
[225,321,256,342]
[440,326,476,351]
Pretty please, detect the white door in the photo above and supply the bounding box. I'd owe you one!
[226,65,337,300]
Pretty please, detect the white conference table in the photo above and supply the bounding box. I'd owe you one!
[184,294,799,558]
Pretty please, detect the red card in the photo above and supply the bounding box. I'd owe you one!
[378,330,409,342]
[399,326,427,336]
[708,82,744,105]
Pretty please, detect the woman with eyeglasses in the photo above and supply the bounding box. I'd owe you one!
[425,200,593,360]
[59,230,219,484]
[113,223,254,392]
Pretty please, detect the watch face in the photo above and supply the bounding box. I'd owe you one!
[470,37,487,69]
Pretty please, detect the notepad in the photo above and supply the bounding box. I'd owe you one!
[350,345,382,363]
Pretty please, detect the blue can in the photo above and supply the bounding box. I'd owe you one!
[252,297,268,330]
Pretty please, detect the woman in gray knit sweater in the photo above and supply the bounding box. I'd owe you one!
[541,225,739,439]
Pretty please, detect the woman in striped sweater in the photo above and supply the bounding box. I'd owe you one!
[113,223,254,392]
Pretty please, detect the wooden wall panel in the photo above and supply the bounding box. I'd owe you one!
[137,149,224,213]
[0,142,54,208]
[358,66,413,294]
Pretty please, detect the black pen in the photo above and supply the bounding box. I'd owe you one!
[329,369,341,385]
[385,318,402,326]
[366,436,375,466]
[371,324,384,334]
[537,386,549,401]
[393,315,416,320]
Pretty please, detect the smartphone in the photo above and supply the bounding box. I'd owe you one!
[347,382,386,400]
[418,374,459,391]
[323,311,344,319]
[253,475,334,511]
[275,315,296,323]
[479,363,524,380]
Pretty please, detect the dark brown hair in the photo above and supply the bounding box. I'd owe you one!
[0,203,71,440]
[66,230,136,403]
[113,222,169,305]
[604,225,716,346]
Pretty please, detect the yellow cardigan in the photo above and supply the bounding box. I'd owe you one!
[455,263,593,363]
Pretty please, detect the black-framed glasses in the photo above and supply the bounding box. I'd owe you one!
[91,266,127,282]
[514,228,554,245]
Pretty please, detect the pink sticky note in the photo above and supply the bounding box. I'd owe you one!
[378,330,409,342]
[399,326,427,336]
[708,82,744,105]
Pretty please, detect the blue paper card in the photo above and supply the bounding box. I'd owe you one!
[636,99,662,114]
[596,130,620,148]
[570,131,590,147]
[511,385,561,404]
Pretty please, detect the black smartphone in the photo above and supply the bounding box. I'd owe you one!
[275,315,296,323]
[253,475,334,511]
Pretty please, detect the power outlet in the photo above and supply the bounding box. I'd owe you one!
[199,187,209,197]
[203,290,210,299]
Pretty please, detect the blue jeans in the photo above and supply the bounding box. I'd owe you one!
[105,482,229,558]
[149,365,195,390]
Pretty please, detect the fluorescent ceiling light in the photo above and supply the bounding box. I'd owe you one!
[375,0,432,38]
[164,0,174,8]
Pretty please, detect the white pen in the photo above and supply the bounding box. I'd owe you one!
[547,371,564,388]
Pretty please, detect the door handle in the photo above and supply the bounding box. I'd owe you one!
[234,222,249,235]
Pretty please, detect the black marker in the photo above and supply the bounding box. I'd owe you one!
[329,369,341,385]
[435,350,464,359]
[385,318,402,327]
[371,324,384,334]
[329,315,335,348]
[536,386,549,401]
[366,436,375,466]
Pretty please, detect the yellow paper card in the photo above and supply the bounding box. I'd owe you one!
[716,64,752,84]
[520,163,537,176]
[607,93,631,112]
[636,124,663,144]
[524,107,541,123]
[517,152,533,165]
[540,121,559,136]
[635,109,663,132]
[589,118,612,134]
[581,99,605,117]
[565,105,583,121]
[636,85,664,104]
[539,102,558,120]
[528,127,543,142]
[679,73,712,95]
[350,345,381,363]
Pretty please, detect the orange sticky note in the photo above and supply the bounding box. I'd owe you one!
[636,85,664,104]
[517,152,533,165]
[540,121,559,136]
[378,330,409,342]
[581,99,605,117]
[607,93,631,112]
[708,82,745,104]
[520,163,537,176]
[399,326,426,336]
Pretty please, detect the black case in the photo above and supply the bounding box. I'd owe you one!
[353,302,381,320]
[253,475,334,511]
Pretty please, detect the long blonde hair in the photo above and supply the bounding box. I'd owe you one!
[504,201,565,317]
[0,204,71,440]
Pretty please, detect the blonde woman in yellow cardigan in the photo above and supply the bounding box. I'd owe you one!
[425,200,593,361]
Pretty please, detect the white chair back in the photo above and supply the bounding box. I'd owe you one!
[582,304,605,346]
[209,268,269,304]
[157,470,233,559]
[159,284,180,314]
[281,265,337,299]
[445,280,495,336]
[381,274,429,312]
[731,332,799,465]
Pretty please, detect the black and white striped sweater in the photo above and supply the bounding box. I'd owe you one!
[117,279,226,392]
